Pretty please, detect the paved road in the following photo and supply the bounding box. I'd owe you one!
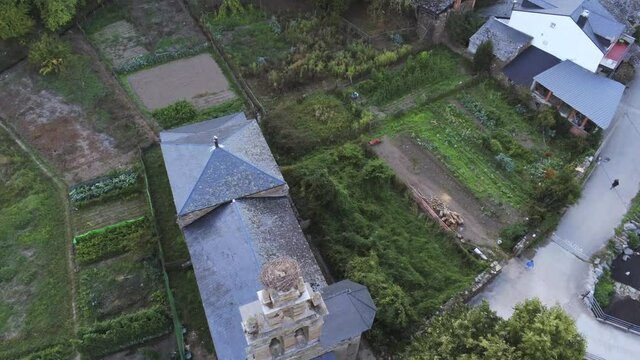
[471,72,640,359]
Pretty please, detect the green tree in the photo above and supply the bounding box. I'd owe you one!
[313,0,354,15]
[36,0,79,31]
[446,11,485,46]
[28,33,72,75]
[535,107,557,142]
[406,299,586,360]
[473,40,493,73]
[367,0,411,18]
[0,0,34,40]
[504,299,586,360]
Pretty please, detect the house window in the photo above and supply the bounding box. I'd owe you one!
[550,22,556,28]
[295,328,308,348]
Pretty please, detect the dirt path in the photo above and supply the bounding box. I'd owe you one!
[0,119,81,359]
[372,134,508,248]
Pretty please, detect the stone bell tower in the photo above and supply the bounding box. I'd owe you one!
[239,257,329,360]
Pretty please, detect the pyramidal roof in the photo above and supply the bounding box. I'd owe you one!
[160,113,286,217]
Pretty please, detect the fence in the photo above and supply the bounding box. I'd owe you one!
[139,149,186,360]
[586,292,640,335]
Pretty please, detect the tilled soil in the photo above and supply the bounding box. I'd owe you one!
[127,53,236,110]
[372,134,515,248]
[72,195,148,235]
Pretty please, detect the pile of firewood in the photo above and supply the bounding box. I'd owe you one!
[428,196,464,229]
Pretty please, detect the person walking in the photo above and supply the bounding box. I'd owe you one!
[611,179,620,189]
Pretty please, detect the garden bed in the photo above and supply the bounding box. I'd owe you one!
[0,127,73,358]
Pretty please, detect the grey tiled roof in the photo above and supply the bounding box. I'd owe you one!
[468,17,533,62]
[160,112,285,217]
[183,197,326,360]
[518,0,624,51]
[533,60,624,128]
[319,280,377,348]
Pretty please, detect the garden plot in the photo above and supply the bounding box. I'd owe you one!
[0,128,73,359]
[127,53,236,110]
[372,134,510,247]
[90,20,149,67]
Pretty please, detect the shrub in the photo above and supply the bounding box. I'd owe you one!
[628,231,640,250]
[499,222,528,251]
[594,270,615,309]
[495,153,515,172]
[0,0,34,40]
[613,62,635,85]
[73,217,152,265]
[473,40,493,73]
[488,138,503,154]
[28,33,72,75]
[528,168,580,224]
[23,344,73,360]
[152,100,198,129]
[69,170,139,206]
[446,11,484,46]
[74,306,171,358]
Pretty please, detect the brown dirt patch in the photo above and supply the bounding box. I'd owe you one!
[72,195,148,235]
[127,54,236,110]
[102,334,177,360]
[372,134,511,248]
[91,20,149,67]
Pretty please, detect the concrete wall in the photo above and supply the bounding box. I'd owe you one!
[507,11,603,72]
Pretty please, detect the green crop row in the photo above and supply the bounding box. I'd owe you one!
[69,169,140,207]
[73,217,152,265]
[74,305,171,359]
[114,43,210,74]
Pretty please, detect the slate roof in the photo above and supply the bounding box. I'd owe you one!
[160,113,286,217]
[518,0,625,51]
[414,0,455,15]
[183,197,327,360]
[503,45,561,86]
[468,17,533,62]
[533,60,624,128]
[320,280,377,348]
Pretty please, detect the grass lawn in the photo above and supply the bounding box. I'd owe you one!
[283,143,483,352]
[0,128,73,358]
[142,146,214,353]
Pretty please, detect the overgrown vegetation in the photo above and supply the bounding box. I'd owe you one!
[69,169,140,207]
[405,299,586,359]
[0,128,73,358]
[28,34,72,75]
[594,269,615,309]
[473,40,493,73]
[284,143,483,353]
[357,48,470,106]
[73,217,153,265]
[206,5,412,89]
[614,61,635,85]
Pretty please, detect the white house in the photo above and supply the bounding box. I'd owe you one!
[506,0,633,73]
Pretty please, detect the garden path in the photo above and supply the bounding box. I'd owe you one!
[470,71,640,359]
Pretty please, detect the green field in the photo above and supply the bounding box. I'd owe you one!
[0,128,73,357]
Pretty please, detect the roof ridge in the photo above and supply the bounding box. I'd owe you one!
[178,146,222,214]
[230,200,262,270]
[345,290,369,327]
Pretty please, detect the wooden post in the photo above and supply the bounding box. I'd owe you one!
[569,110,576,121]
[580,116,589,129]
[545,89,553,102]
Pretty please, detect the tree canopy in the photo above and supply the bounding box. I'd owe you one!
[405,299,586,360]
[0,0,80,41]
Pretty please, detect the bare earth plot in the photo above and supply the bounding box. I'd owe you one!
[127,53,236,110]
[91,20,149,67]
[0,63,135,184]
[71,195,148,235]
[372,134,510,248]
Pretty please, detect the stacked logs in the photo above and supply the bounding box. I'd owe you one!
[427,196,464,229]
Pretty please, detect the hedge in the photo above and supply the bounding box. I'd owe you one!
[74,305,171,358]
[73,217,151,265]
[114,43,210,74]
[22,344,73,360]
[69,170,139,207]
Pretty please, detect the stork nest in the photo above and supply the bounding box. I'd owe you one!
[260,257,302,292]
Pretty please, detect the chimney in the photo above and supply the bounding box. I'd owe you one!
[577,9,589,28]
[213,136,219,148]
